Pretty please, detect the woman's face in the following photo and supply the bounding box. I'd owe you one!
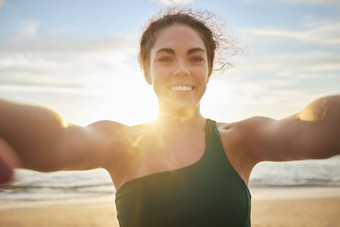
[147,24,209,111]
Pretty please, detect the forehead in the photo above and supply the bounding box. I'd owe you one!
[151,24,206,54]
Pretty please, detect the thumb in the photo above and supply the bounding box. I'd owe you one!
[0,137,22,184]
[0,155,14,184]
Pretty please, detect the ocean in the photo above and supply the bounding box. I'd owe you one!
[1,155,339,206]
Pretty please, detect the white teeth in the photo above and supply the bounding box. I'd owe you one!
[170,86,192,91]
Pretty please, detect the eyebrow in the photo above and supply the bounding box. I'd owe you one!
[155,47,206,55]
[187,48,205,55]
[156,48,174,55]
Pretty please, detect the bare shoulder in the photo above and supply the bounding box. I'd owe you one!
[88,120,153,164]
[215,121,239,152]
[216,116,273,130]
[86,120,146,152]
[87,120,132,137]
[220,115,321,162]
[63,120,141,171]
[216,117,274,143]
[216,117,276,162]
[215,119,271,184]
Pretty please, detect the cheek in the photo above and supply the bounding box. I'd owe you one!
[194,65,209,81]
[150,64,168,81]
[149,59,158,78]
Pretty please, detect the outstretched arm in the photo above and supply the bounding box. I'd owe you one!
[0,98,128,172]
[238,95,340,163]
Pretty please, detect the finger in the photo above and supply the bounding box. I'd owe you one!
[0,137,22,168]
[0,155,14,184]
[0,137,22,184]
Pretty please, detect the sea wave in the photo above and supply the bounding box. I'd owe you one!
[1,157,339,204]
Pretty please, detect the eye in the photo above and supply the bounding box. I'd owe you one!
[158,57,173,63]
[190,57,204,63]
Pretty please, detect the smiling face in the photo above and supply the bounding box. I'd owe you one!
[147,24,209,111]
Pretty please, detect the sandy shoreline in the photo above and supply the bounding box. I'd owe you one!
[250,187,340,227]
[0,187,339,227]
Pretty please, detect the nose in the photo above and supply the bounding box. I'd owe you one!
[173,60,190,77]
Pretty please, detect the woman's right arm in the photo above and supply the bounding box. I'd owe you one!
[0,98,128,172]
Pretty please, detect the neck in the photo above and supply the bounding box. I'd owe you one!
[154,104,206,133]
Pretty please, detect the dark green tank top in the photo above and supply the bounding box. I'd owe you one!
[115,119,251,226]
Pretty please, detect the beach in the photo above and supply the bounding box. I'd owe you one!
[0,187,339,227]
[0,198,119,227]
[251,187,340,227]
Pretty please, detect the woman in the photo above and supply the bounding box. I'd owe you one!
[0,8,339,227]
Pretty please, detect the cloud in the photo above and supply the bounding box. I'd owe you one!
[277,0,340,4]
[234,51,340,75]
[0,0,3,11]
[209,48,340,120]
[16,22,39,40]
[151,0,194,6]
[0,25,141,92]
[239,19,340,45]
[224,50,340,94]
[232,17,340,91]
[210,14,340,120]
[245,0,340,5]
[0,26,152,125]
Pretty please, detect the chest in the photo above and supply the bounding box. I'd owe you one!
[114,131,206,189]
[115,125,251,227]
[116,175,251,227]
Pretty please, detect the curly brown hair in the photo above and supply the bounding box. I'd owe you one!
[139,7,239,77]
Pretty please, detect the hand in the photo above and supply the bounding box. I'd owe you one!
[0,137,21,185]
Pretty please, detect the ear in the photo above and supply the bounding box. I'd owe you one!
[143,67,152,85]
[207,73,211,83]
[144,72,152,85]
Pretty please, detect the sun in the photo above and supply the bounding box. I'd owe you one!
[82,72,158,126]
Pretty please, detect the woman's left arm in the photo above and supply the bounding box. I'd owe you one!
[241,95,340,162]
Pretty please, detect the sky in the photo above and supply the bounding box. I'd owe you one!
[0,0,339,126]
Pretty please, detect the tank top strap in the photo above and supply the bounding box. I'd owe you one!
[205,119,239,171]
[205,119,226,157]
[115,118,252,227]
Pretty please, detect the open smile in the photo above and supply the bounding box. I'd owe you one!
[168,85,195,92]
